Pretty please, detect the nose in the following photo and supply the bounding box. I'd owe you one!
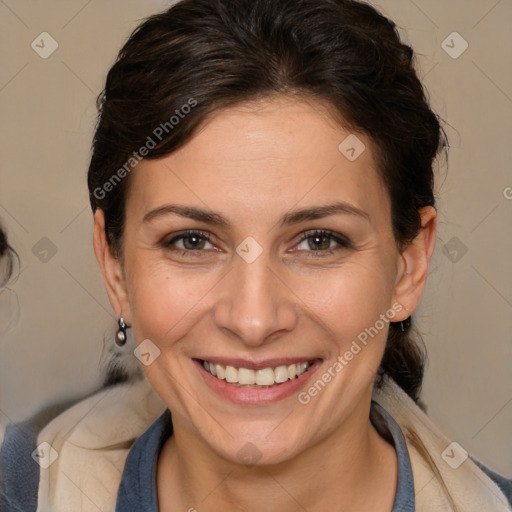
[213,251,298,347]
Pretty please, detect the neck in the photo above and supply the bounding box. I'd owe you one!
[157,391,398,512]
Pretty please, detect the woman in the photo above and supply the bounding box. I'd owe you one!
[1,0,511,510]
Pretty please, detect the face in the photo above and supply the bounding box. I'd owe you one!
[95,95,435,466]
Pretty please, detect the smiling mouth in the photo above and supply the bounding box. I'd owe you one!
[198,359,317,388]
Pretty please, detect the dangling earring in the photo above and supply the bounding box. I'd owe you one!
[115,316,128,346]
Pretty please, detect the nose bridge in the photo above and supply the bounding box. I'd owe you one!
[213,250,297,346]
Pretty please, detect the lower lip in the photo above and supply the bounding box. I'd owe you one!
[193,359,323,405]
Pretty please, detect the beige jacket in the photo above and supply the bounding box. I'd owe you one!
[25,375,511,511]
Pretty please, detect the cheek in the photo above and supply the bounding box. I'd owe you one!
[289,259,395,337]
[126,258,220,346]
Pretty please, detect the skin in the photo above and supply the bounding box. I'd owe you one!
[94,95,436,511]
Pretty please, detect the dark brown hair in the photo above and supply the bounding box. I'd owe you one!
[88,0,447,402]
[0,224,18,288]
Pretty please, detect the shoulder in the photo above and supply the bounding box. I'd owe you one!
[472,458,512,507]
[0,396,83,511]
[373,375,512,511]
[1,377,165,512]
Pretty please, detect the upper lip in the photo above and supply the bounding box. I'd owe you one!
[195,357,320,371]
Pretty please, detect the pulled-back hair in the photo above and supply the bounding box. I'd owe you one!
[88,0,447,403]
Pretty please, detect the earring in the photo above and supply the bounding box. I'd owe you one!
[115,317,128,347]
[400,316,411,332]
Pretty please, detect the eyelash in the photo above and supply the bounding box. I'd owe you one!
[295,229,352,256]
[164,229,352,257]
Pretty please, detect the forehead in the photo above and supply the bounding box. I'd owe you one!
[127,96,390,230]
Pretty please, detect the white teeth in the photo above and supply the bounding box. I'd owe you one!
[255,368,275,385]
[215,364,225,380]
[225,365,238,383]
[238,368,256,385]
[296,362,309,376]
[201,360,313,387]
[274,365,288,383]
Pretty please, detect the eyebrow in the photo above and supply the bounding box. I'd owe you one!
[142,201,370,228]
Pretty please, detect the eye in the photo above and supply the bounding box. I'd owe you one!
[165,230,215,252]
[295,229,351,254]
[162,229,351,257]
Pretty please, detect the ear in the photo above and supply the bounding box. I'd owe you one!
[391,206,437,320]
[93,209,131,324]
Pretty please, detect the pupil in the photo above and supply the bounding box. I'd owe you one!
[184,235,205,250]
[309,235,330,250]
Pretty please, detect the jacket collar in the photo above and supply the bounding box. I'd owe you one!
[33,375,511,511]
